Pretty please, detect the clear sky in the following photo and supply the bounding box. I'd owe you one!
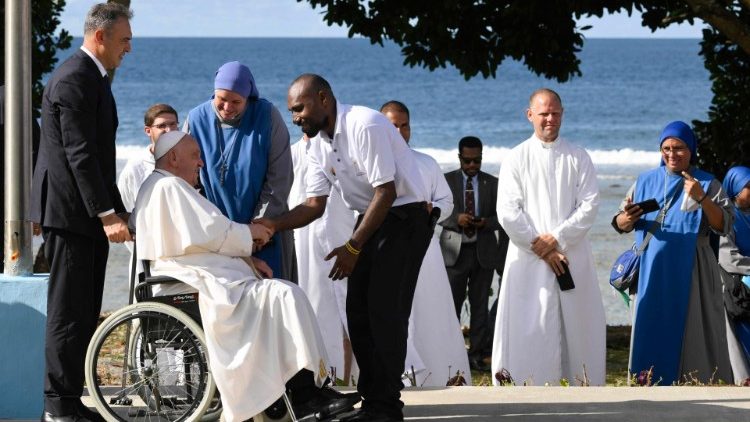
[59,0,704,38]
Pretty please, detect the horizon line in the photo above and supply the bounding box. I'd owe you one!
[63,35,702,40]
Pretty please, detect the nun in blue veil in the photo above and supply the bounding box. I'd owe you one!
[718,166,750,382]
[612,121,734,385]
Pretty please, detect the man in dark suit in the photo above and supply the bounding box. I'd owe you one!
[30,4,133,421]
[439,136,505,372]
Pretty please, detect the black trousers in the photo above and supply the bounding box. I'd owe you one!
[446,243,494,358]
[346,203,431,420]
[43,228,108,415]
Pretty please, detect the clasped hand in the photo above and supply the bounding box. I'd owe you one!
[532,233,567,275]
[249,223,273,251]
[101,213,131,243]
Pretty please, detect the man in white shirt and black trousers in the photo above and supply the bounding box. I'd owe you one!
[256,74,432,422]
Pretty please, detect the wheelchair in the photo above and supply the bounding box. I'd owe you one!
[84,251,296,422]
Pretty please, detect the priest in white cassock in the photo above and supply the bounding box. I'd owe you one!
[289,134,358,384]
[492,89,605,386]
[381,101,472,386]
[131,131,360,421]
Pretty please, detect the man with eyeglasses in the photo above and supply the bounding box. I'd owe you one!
[439,135,504,372]
[118,103,180,212]
[491,88,605,386]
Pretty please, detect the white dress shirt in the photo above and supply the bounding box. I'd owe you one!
[305,102,427,213]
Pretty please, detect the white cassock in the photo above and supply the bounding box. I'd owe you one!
[132,169,329,422]
[117,146,154,259]
[492,135,606,386]
[118,146,154,212]
[404,149,473,386]
[289,139,357,380]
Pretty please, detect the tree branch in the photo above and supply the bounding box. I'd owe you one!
[683,0,750,56]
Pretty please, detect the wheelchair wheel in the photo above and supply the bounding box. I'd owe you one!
[125,320,222,422]
[85,302,216,422]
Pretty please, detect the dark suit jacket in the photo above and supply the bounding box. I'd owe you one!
[439,169,507,270]
[31,50,125,238]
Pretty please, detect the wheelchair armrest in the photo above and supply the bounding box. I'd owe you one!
[135,276,183,301]
[141,275,182,285]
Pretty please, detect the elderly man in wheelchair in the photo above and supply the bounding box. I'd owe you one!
[95,130,360,422]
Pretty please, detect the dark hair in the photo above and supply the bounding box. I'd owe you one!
[459,136,483,152]
[529,88,563,107]
[84,3,133,35]
[291,73,334,98]
[144,103,178,126]
[380,100,409,117]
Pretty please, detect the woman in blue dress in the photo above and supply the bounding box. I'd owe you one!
[612,121,734,385]
[718,165,750,382]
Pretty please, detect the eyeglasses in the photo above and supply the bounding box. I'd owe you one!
[151,122,179,130]
[460,156,482,165]
[661,146,688,155]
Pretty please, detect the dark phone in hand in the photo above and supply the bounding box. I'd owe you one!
[472,216,482,222]
[631,198,659,214]
[428,207,442,231]
[556,261,575,291]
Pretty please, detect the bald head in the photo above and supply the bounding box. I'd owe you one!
[527,89,564,143]
[290,73,334,99]
[288,73,336,138]
[529,88,562,108]
[381,100,411,143]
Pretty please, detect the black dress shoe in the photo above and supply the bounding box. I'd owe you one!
[338,408,400,422]
[40,411,84,422]
[292,389,361,420]
[318,385,361,401]
[75,402,105,422]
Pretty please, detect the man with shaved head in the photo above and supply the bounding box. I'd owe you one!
[492,88,605,386]
[257,74,432,422]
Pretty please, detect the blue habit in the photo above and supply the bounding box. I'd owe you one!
[188,98,282,275]
[722,166,750,364]
[630,166,712,385]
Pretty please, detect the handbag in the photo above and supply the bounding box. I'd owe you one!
[723,271,750,321]
[609,206,665,293]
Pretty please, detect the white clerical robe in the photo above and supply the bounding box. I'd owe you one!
[133,169,329,422]
[405,149,472,386]
[492,135,606,386]
[289,139,356,381]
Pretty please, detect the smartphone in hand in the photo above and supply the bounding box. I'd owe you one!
[630,198,659,214]
[556,261,575,291]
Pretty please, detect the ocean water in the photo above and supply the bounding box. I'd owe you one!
[49,38,711,325]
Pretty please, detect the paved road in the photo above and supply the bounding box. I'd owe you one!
[400,387,750,421]
[9,386,749,421]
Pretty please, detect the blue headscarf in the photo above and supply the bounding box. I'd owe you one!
[659,121,697,166]
[214,61,260,100]
[723,166,750,256]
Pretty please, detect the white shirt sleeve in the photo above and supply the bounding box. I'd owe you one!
[355,124,396,188]
[427,157,453,223]
[497,153,538,252]
[549,150,599,251]
[305,147,332,198]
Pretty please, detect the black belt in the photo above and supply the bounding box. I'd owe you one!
[392,201,427,210]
